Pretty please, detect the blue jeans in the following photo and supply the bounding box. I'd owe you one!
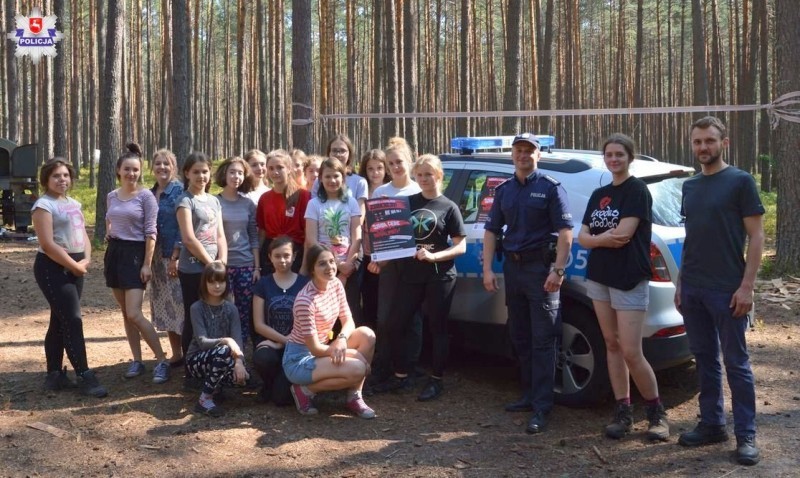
[504,259,561,414]
[681,282,756,438]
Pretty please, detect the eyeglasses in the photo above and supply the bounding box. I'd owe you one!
[330,148,348,155]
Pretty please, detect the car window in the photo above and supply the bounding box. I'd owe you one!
[442,169,454,193]
[648,176,689,227]
[459,170,512,224]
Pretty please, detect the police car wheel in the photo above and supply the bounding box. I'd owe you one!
[554,303,611,407]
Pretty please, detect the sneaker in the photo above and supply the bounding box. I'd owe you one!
[645,403,670,441]
[346,393,376,419]
[735,435,760,465]
[44,367,75,391]
[124,360,146,379]
[605,402,633,439]
[290,384,318,415]
[194,400,223,418]
[370,375,414,394]
[417,378,443,402]
[678,422,729,447]
[152,360,171,384]
[78,370,108,398]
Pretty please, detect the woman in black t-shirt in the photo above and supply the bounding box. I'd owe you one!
[578,134,669,441]
[383,154,466,402]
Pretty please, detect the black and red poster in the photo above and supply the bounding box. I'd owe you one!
[365,197,417,261]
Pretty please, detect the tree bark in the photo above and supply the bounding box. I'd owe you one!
[690,0,709,107]
[501,0,521,134]
[95,0,125,241]
[383,0,399,138]
[53,0,67,161]
[5,0,19,143]
[456,0,470,137]
[774,0,800,272]
[403,0,418,150]
[171,0,192,166]
[291,0,313,152]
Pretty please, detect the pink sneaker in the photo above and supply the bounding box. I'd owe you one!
[290,384,318,415]
[346,394,376,419]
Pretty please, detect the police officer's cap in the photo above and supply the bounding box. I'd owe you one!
[511,133,540,149]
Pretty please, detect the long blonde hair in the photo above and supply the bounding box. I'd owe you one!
[266,149,302,206]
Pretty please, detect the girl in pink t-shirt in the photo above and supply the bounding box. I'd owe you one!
[282,244,376,418]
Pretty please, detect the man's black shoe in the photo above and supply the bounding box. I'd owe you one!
[736,435,760,466]
[417,378,443,402]
[369,375,414,394]
[678,422,729,447]
[526,411,547,434]
[505,397,533,413]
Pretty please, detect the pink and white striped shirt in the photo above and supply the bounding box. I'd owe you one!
[287,278,352,345]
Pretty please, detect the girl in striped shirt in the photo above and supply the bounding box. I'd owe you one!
[282,244,376,418]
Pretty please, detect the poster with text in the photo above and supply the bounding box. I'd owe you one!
[365,197,417,261]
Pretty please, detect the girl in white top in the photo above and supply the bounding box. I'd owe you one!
[367,137,423,390]
[244,149,271,205]
[32,159,107,398]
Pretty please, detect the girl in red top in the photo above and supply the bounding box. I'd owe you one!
[256,149,311,275]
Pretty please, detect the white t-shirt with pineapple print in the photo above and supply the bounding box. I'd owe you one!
[305,195,362,262]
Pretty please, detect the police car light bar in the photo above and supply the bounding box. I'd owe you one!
[450,135,556,154]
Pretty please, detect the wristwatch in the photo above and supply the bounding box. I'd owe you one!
[553,268,566,277]
[337,333,348,341]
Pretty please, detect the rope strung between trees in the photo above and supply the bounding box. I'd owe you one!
[307,91,800,129]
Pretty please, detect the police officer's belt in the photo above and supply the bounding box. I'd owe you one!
[505,244,554,263]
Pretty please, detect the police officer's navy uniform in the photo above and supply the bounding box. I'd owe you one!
[484,169,572,419]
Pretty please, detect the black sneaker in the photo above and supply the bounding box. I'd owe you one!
[417,378,443,402]
[678,422,729,447]
[736,435,760,465]
[44,367,76,391]
[194,401,223,418]
[370,375,414,394]
[645,403,670,441]
[78,370,108,398]
[605,403,633,439]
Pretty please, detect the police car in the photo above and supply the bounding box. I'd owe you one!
[440,135,694,406]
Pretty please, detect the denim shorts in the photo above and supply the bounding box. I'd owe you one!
[586,279,649,311]
[282,342,317,385]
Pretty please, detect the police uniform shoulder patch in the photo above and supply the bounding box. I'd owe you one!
[542,175,560,186]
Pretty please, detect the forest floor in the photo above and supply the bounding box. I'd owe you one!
[1,241,799,477]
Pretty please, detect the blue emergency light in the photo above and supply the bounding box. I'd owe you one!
[450,135,556,154]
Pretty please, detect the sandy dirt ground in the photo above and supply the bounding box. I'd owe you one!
[1,242,799,477]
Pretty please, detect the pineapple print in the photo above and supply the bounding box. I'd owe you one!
[322,206,350,258]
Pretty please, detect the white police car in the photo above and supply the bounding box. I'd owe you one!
[440,135,694,407]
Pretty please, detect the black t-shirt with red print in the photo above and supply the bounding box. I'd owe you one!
[581,176,652,291]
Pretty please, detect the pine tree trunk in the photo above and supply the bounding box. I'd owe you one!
[95,0,125,241]
[501,0,521,134]
[402,0,418,150]
[291,0,313,152]
[5,0,19,143]
[171,0,192,166]
[690,0,709,107]
[774,0,800,272]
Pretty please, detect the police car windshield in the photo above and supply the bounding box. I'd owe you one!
[648,176,687,227]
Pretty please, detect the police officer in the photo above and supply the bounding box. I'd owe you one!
[482,133,573,434]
